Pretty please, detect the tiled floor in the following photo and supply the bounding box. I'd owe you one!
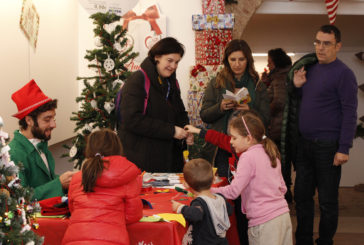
[290,187,364,245]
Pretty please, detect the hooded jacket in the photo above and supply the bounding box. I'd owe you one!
[62,156,142,245]
[118,57,189,173]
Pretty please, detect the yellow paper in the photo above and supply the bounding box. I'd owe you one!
[139,216,164,222]
[156,213,186,227]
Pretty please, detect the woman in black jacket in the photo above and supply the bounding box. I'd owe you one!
[118,37,192,173]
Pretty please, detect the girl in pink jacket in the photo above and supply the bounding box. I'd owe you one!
[62,129,143,245]
[211,111,292,245]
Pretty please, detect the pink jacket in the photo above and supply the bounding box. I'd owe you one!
[211,144,289,227]
[62,156,143,245]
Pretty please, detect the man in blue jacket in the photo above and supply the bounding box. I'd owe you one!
[9,80,75,201]
[292,25,358,245]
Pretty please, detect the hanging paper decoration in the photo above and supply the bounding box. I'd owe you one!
[69,145,77,158]
[90,100,98,109]
[103,54,115,71]
[113,42,122,52]
[94,36,103,47]
[104,102,115,114]
[325,0,339,24]
[113,77,125,89]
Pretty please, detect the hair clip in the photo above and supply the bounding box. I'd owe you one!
[95,153,103,158]
[241,116,251,136]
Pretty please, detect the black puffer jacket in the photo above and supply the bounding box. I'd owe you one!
[280,53,318,169]
[118,57,189,172]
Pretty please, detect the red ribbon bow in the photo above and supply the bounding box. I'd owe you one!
[122,5,162,35]
[191,64,207,77]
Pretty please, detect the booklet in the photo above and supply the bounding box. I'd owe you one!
[222,87,251,104]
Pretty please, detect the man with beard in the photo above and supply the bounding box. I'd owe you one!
[9,80,75,200]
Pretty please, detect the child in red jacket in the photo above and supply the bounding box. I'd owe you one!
[62,129,143,245]
[184,125,240,180]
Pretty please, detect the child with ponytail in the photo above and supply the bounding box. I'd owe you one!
[211,111,292,245]
[62,128,143,245]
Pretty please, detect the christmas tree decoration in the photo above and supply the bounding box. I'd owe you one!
[112,77,124,89]
[69,145,77,158]
[104,102,115,114]
[103,54,115,71]
[90,99,98,109]
[64,12,138,169]
[94,36,103,47]
[113,42,122,52]
[325,0,339,24]
[0,117,43,244]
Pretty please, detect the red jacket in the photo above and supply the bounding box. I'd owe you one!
[62,156,143,245]
[203,129,241,172]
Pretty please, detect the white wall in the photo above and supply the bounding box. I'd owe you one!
[0,0,79,145]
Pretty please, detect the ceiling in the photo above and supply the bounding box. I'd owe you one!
[242,14,364,53]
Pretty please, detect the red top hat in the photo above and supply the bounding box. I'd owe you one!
[11,80,52,119]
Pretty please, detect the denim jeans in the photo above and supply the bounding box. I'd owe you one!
[294,138,341,245]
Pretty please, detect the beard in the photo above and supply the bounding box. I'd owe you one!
[31,125,51,141]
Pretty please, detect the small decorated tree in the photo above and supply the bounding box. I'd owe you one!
[0,117,43,244]
[65,12,138,169]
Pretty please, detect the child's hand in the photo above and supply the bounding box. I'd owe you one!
[184,125,201,134]
[186,133,194,145]
[171,200,183,212]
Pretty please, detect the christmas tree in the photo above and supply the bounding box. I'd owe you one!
[0,117,43,245]
[65,12,138,169]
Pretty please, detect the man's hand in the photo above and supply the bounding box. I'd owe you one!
[59,171,77,189]
[333,152,349,166]
[293,67,307,88]
[174,126,188,139]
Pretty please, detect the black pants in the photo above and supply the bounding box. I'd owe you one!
[214,148,231,178]
[234,197,249,245]
[294,138,341,245]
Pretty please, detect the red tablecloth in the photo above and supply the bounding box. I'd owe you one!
[35,188,240,245]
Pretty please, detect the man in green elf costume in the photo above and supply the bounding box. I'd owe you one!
[9,80,75,201]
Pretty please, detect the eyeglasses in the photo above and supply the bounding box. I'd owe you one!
[313,40,335,48]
